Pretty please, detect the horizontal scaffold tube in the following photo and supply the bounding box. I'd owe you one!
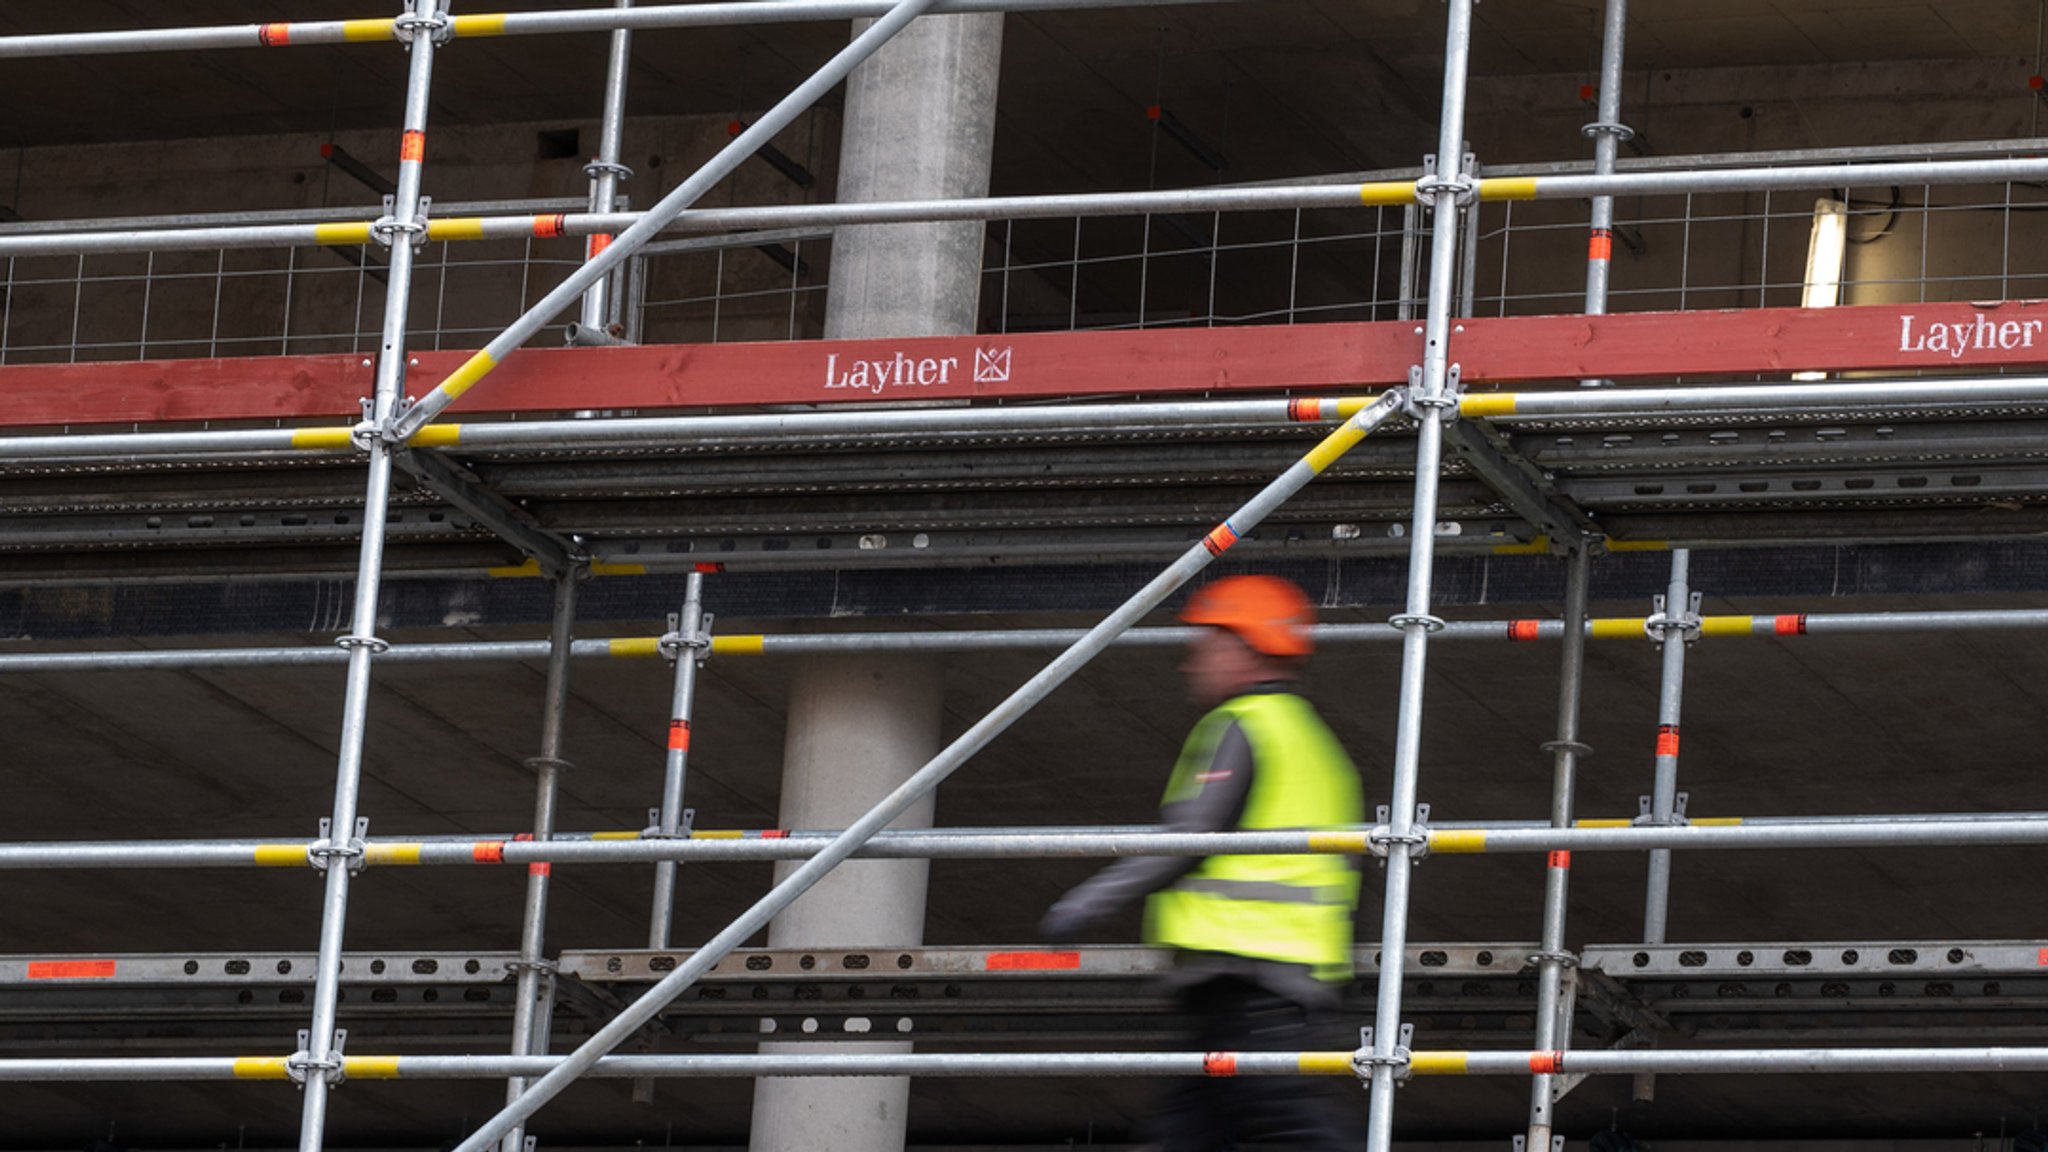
[15,813,2048,871]
[0,1051,1358,1082]
[1459,376,2048,421]
[0,829,1375,871]
[8,608,2048,672]
[0,396,1372,462]
[10,156,2048,258]
[1426,818,2048,854]
[0,0,1231,60]
[11,1046,2048,1083]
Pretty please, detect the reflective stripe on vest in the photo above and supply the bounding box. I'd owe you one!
[1143,692,1363,980]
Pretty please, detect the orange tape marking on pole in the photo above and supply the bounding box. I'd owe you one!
[473,841,507,864]
[1203,1052,1240,1077]
[1529,1050,1564,1074]
[1775,614,1808,636]
[1587,228,1613,262]
[258,23,291,46]
[1548,850,1571,870]
[587,234,613,259]
[530,862,552,876]
[668,719,691,751]
[1508,619,1541,642]
[1655,724,1680,758]
[400,130,425,164]
[1202,523,1240,556]
[27,960,116,980]
[761,829,790,840]
[984,951,1081,972]
[533,214,568,238]
[1288,398,1323,422]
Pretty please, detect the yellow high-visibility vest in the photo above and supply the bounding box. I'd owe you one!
[1144,692,1363,981]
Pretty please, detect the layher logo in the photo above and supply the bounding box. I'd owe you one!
[822,344,1016,393]
[1898,311,2045,360]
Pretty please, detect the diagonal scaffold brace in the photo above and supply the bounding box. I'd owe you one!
[447,391,1408,1148]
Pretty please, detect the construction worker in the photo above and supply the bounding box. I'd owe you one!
[1040,574,1364,1151]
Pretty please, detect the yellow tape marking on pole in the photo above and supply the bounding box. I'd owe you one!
[591,830,644,841]
[1588,618,1643,640]
[711,635,767,655]
[313,222,375,246]
[1575,818,1632,829]
[341,18,397,40]
[608,637,663,658]
[1604,539,1670,552]
[289,427,356,451]
[1493,536,1551,556]
[1331,396,1382,418]
[432,350,498,402]
[1408,1051,1471,1075]
[1691,817,1744,826]
[1358,181,1419,206]
[1296,1052,1357,1075]
[1307,830,1371,854]
[426,217,488,242]
[362,842,423,867]
[1428,830,1488,854]
[1303,419,1370,475]
[691,830,745,840]
[1698,616,1756,637]
[1459,393,1518,418]
[253,844,308,867]
[410,424,461,447]
[1477,177,1540,201]
[592,561,646,575]
[343,1056,403,1079]
[233,1057,292,1079]
[449,13,510,37]
[487,559,544,579]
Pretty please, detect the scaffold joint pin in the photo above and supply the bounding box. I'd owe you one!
[392,6,453,44]
[1352,1023,1416,1083]
[1367,802,1431,861]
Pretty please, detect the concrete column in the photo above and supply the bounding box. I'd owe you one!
[749,19,996,1147]
[822,12,1005,339]
[749,655,946,1152]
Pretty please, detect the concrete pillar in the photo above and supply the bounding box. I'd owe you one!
[749,18,997,1148]
[822,12,1005,340]
[748,655,946,1152]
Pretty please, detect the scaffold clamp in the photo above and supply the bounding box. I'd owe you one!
[392,2,453,44]
[641,806,696,840]
[286,1027,348,1087]
[371,194,431,249]
[1633,792,1690,827]
[1414,152,1477,206]
[659,611,714,662]
[1352,1022,1415,1083]
[309,817,370,873]
[1369,803,1431,862]
[1643,591,1703,643]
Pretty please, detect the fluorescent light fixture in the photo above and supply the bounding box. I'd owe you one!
[1794,197,1849,380]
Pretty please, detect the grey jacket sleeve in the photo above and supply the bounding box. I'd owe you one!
[1038,721,1254,942]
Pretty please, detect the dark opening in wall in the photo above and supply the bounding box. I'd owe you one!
[536,128,582,160]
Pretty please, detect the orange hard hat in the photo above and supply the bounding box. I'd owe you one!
[1179,575,1316,657]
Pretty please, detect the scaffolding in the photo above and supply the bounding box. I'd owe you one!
[10,1,2048,1149]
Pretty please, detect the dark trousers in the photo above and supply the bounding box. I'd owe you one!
[1149,975,1361,1151]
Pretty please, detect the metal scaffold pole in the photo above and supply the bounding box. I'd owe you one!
[1363,0,1474,1146]
[1642,548,1694,945]
[648,572,706,947]
[571,0,634,343]
[1524,546,1592,1148]
[295,2,445,1148]
[1579,0,1630,387]
[501,571,581,1152]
